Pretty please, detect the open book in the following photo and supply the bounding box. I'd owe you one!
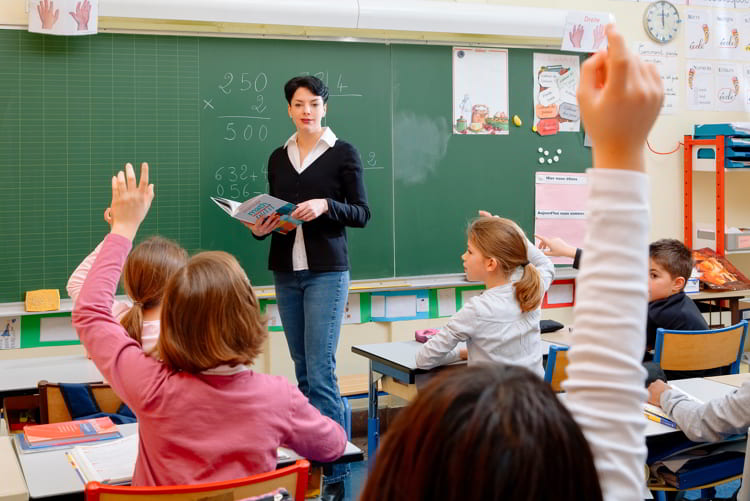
[67,433,138,485]
[211,194,302,235]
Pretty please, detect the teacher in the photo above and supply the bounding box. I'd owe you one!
[249,75,370,500]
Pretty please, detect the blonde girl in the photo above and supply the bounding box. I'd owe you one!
[415,216,554,377]
[67,209,187,353]
[72,162,347,486]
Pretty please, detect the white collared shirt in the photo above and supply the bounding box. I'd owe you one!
[283,127,338,271]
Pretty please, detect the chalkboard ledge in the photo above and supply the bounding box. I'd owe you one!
[0,269,578,314]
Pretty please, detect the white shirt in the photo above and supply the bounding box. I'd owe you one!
[415,242,555,378]
[284,127,338,271]
[564,168,650,501]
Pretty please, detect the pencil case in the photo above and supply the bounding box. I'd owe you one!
[415,329,439,343]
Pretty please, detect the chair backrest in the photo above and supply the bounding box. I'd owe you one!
[85,460,310,501]
[544,345,570,392]
[654,320,749,374]
[38,381,123,424]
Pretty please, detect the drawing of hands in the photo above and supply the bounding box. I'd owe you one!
[37,0,60,29]
[69,0,91,31]
[593,24,606,49]
[569,24,584,48]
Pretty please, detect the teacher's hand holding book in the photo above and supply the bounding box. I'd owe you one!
[244,214,281,237]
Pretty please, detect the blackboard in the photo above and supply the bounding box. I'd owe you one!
[0,30,589,303]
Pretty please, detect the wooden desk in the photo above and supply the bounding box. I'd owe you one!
[0,355,102,395]
[706,373,750,388]
[10,423,363,499]
[352,337,565,465]
[689,289,750,325]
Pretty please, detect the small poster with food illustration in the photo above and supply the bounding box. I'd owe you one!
[715,63,743,111]
[686,9,715,59]
[693,248,750,291]
[686,61,715,111]
[452,47,509,135]
[532,53,580,136]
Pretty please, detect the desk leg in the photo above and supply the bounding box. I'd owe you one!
[730,298,740,325]
[367,360,379,470]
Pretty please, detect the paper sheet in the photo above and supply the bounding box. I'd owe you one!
[342,294,361,324]
[452,47,509,135]
[437,288,457,317]
[40,316,77,343]
[0,316,21,349]
[636,42,679,115]
[534,172,588,265]
[546,283,574,305]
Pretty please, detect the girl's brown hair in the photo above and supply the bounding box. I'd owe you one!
[469,216,543,312]
[120,236,188,346]
[359,364,603,501]
[158,251,267,373]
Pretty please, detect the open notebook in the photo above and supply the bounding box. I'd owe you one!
[66,434,296,485]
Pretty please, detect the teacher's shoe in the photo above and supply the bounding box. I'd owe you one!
[321,482,345,501]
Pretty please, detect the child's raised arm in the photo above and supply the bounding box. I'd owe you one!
[563,24,662,501]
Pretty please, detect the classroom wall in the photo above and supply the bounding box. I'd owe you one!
[2,0,748,381]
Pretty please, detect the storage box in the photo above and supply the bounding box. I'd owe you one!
[696,228,750,251]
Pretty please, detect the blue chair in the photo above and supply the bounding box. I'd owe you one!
[654,320,748,375]
[543,345,570,392]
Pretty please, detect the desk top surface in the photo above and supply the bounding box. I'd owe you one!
[12,423,362,498]
[0,355,103,393]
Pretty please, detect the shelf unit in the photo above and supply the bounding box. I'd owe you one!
[683,134,750,257]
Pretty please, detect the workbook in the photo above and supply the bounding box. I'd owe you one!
[67,433,138,485]
[22,417,121,449]
[211,194,302,234]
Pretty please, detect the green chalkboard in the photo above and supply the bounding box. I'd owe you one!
[0,30,589,303]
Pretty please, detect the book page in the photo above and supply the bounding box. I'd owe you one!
[71,433,138,484]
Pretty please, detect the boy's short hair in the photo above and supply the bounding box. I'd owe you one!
[158,251,267,373]
[649,239,694,284]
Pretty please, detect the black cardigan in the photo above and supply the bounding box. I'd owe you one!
[255,140,370,272]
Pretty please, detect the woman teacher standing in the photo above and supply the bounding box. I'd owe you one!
[248,75,370,501]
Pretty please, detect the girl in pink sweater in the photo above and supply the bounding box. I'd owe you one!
[67,210,187,354]
[72,163,347,486]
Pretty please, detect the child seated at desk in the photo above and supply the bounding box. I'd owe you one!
[536,236,708,377]
[360,24,662,501]
[67,208,187,354]
[72,162,347,486]
[415,215,554,378]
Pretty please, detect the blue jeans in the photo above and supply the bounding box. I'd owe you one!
[274,270,350,484]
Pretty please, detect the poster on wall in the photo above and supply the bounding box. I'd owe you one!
[28,0,98,35]
[690,0,750,7]
[534,172,587,265]
[715,63,744,111]
[744,65,750,110]
[714,10,743,60]
[636,42,680,115]
[560,11,611,53]
[687,61,716,110]
[686,10,715,59]
[452,47,509,135]
[532,53,580,136]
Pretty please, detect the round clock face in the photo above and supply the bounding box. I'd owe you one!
[644,1,681,44]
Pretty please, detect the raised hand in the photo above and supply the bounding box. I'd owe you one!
[110,162,154,241]
[534,234,577,259]
[37,0,60,29]
[291,199,328,222]
[69,0,91,31]
[576,24,663,172]
[569,24,584,48]
[593,24,606,49]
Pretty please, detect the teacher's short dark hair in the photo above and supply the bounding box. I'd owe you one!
[284,75,329,104]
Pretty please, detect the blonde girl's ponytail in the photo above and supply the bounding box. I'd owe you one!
[515,262,543,312]
[468,217,544,313]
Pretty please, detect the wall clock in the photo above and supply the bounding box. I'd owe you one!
[643,0,681,44]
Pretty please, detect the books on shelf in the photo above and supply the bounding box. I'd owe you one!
[67,433,139,485]
[20,417,121,451]
[211,194,302,235]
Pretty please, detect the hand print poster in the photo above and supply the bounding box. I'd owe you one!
[533,53,580,136]
[452,48,509,135]
[561,12,611,53]
[29,0,97,36]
